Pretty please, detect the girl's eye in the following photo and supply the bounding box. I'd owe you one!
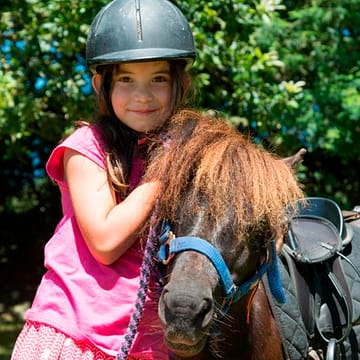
[153,75,169,83]
[118,76,132,83]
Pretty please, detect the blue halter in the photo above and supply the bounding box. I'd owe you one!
[158,222,286,314]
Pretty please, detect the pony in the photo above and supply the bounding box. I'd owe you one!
[143,109,304,359]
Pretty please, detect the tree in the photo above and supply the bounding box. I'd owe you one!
[176,0,360,208]
[1,0,359,212]
[0,0,100,214]
[254,0,360,207]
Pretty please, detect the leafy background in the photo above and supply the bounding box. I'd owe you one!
[0,0,359,357]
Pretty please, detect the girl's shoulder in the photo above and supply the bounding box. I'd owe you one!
[67,124,103,147]
[46,124,106,183]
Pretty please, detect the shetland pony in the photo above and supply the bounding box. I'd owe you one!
[144,109,304,359]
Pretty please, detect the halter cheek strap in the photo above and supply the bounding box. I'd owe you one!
[268,240,287,303]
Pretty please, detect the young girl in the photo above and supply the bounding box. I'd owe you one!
[11,0,195,359]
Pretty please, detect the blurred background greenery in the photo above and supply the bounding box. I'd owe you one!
[0,0,359,357]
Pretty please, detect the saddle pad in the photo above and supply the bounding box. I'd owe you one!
[339,225,360,358]
[263,267,309,360]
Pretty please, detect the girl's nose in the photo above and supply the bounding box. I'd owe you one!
[134,84,153,102]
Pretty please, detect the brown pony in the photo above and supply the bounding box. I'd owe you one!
[143,109,304,359]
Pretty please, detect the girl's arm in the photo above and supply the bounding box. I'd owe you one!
[64,148,159,265]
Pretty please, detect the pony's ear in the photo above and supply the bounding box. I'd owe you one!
[282,148,307,170]
[92,73,102,95]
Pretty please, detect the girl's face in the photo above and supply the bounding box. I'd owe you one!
[110,61,172,133]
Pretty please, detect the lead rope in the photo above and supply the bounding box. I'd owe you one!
[116,218,159,360]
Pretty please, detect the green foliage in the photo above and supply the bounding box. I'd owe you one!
[1,0,359,212]
[252,0,360,207]
[176,0,305,144]
[0,0,106,212]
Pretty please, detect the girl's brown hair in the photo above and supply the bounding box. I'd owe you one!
[93,60,192,199]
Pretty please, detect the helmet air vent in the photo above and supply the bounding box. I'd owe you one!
[135,0,143,42]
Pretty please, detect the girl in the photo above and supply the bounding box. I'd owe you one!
[11,0,195,359]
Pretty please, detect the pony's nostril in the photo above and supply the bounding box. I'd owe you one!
[162,289,169,302]
[198,298,213,328]
[199,298,212,315]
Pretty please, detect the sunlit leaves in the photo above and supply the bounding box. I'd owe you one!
[1,0,359,210]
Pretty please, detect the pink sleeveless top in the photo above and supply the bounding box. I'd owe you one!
[26,125,168,359]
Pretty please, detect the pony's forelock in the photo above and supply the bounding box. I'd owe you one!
[144,109,303,242]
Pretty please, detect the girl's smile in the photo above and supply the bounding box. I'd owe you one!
[110,61,172,133]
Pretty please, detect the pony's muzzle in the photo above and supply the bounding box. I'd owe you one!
[158,283,214,356]
[159,283,215,333]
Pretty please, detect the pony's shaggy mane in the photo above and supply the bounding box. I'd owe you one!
[144,109,303,241]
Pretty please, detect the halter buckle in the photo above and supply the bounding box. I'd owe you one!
[158,230,176,265]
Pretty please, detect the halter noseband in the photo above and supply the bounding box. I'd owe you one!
[158,222,285,314]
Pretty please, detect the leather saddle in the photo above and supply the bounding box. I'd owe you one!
[277,197,360,359]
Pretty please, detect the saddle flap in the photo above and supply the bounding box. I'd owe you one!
[315,258,353,335]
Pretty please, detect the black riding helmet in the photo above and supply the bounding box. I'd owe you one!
[86,0,196,73]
